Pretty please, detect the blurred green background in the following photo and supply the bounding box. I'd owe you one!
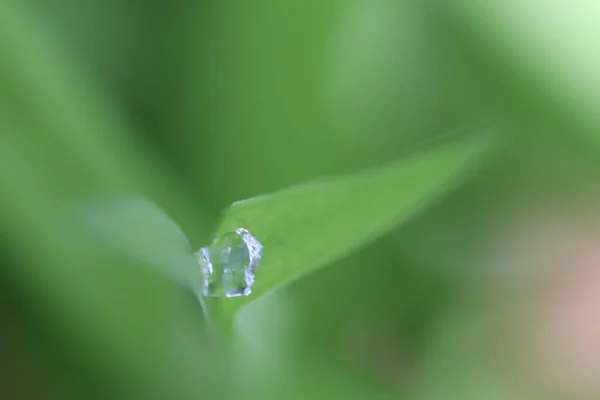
[3,1,600,399]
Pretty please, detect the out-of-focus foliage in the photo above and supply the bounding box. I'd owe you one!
[2,0,600,399]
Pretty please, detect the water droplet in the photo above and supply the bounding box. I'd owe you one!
[195,228,263,298]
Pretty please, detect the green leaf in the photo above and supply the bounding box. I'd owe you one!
[72,195,202,291]
[0,1,201,392]
[210,131,495,329]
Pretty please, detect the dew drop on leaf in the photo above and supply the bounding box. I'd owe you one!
[196,228,263,298]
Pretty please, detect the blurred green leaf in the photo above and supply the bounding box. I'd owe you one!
[72,196,202,291]
[0,1,202,395]
[0,0,194,212]
[451,0,600,138]
[210,131,495,329]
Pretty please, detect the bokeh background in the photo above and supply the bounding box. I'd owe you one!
[3,1,600,399]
